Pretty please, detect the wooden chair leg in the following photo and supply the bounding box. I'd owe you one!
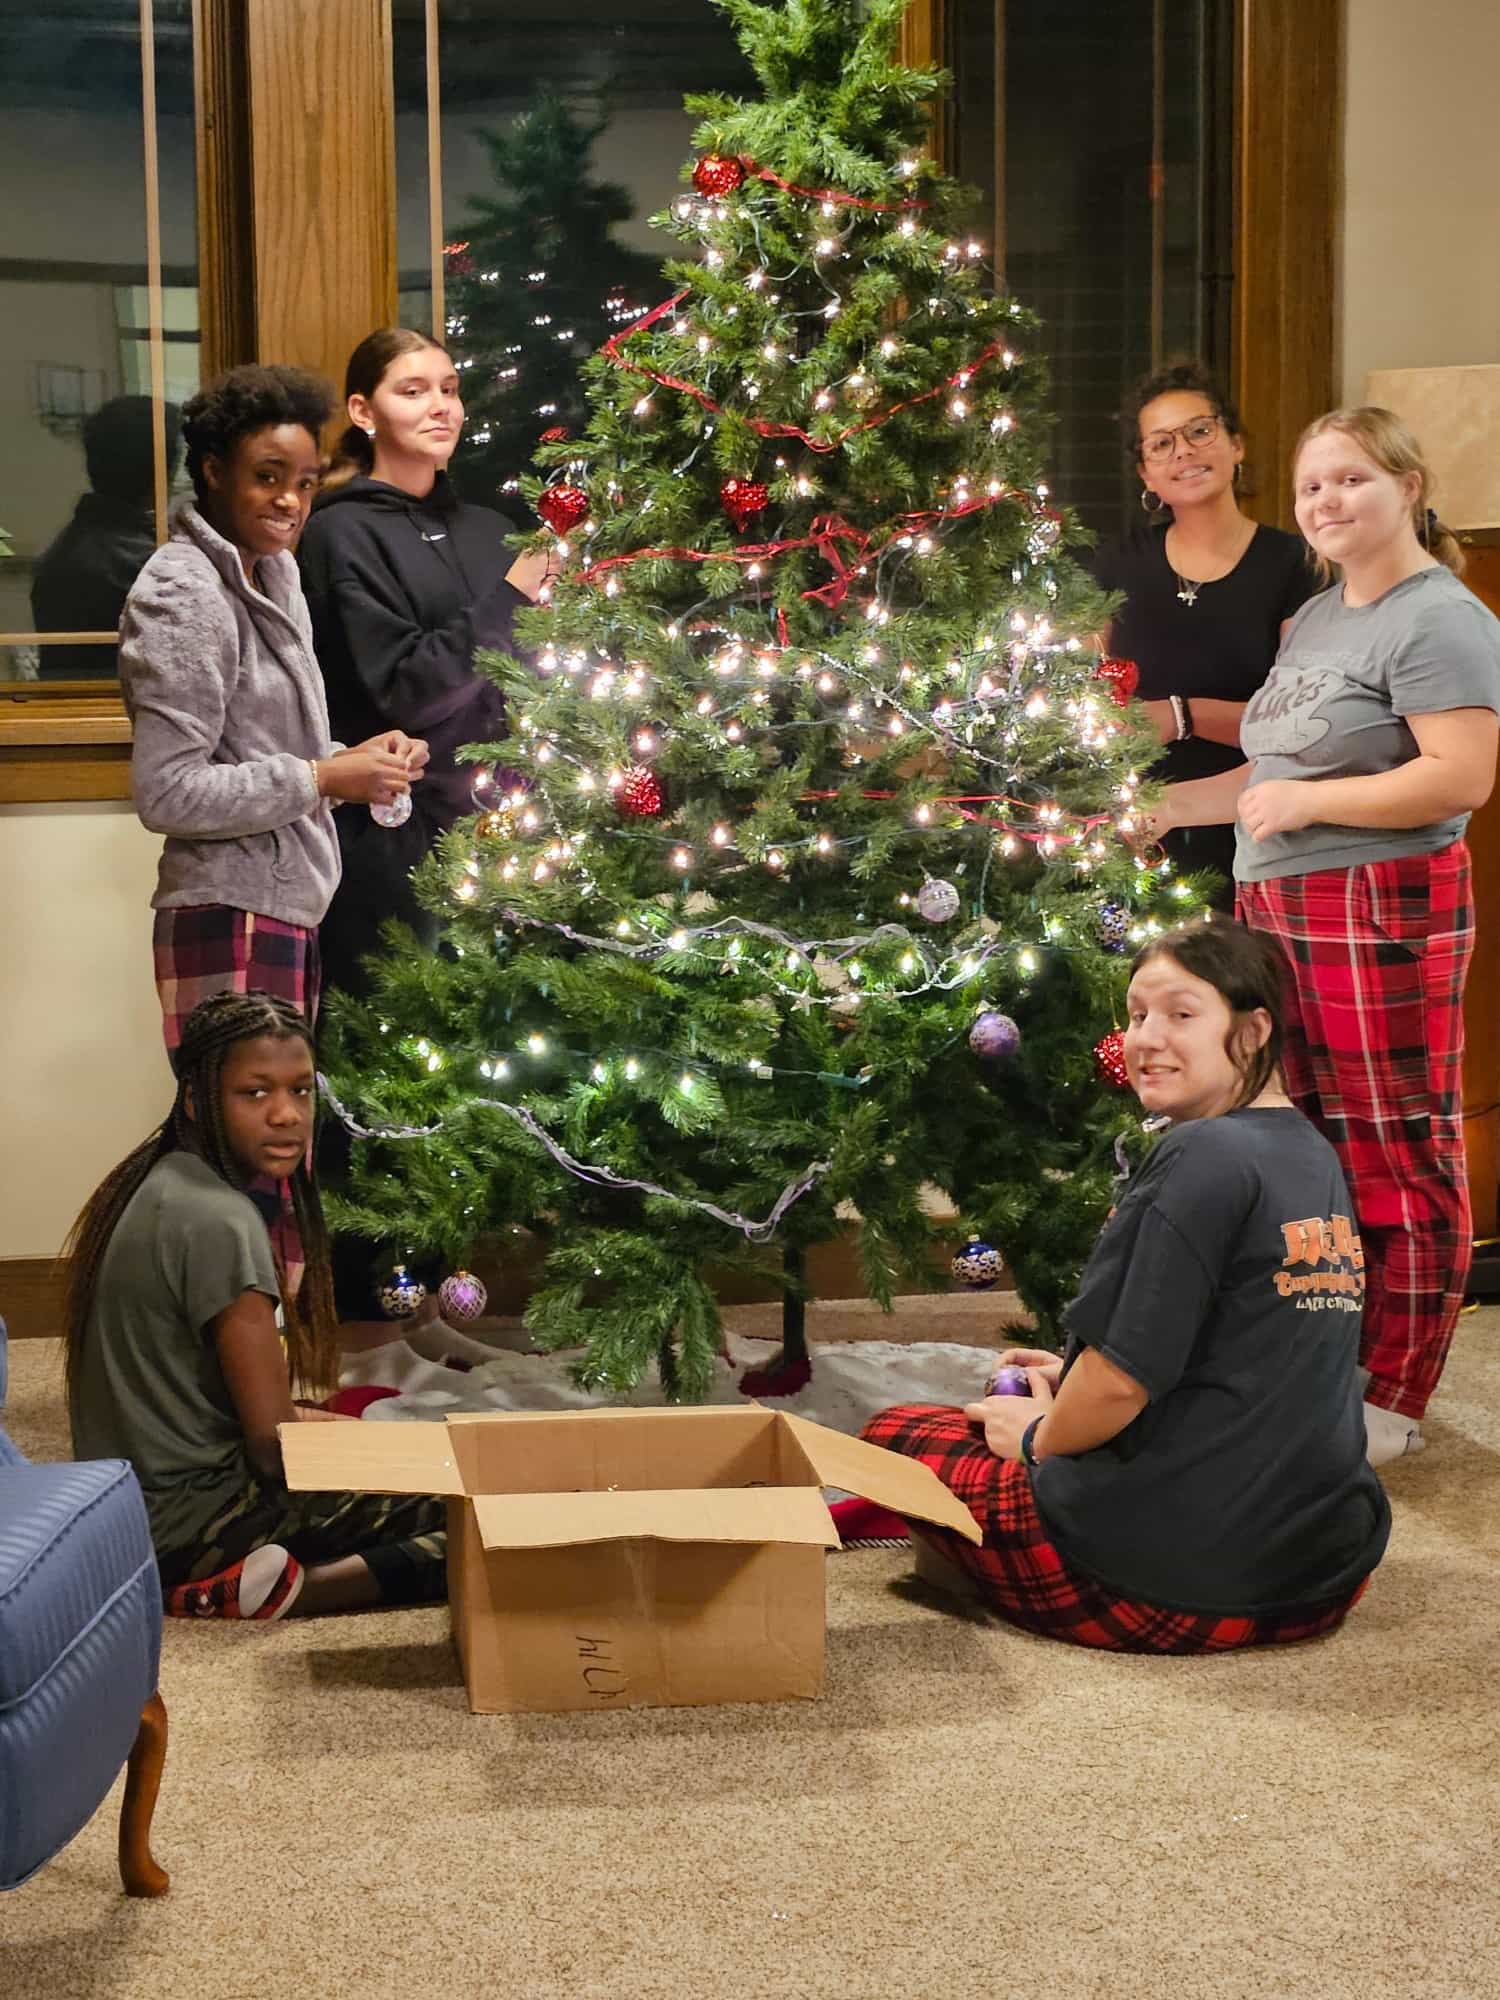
[118,1690,170,1898]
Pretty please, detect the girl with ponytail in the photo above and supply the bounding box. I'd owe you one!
[1155,406,1500,1463]
[298,328,552,1326]
[65,991,446,1620]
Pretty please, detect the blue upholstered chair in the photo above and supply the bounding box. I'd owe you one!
[0,1315,169,1895]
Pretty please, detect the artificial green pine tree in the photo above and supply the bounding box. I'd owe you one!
[443,87,662,514]
[322,0,1203,1399]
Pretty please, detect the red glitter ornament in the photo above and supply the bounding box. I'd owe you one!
[720,477,769,532]
[443,239,474,277]
[1094,1029,1131,1090]
[1095,656,1140,707]
[538,425,570,444]
[537,484,589,535]
[692,153,745,197]
[616,766,664,818]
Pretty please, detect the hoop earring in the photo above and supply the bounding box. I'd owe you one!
[1140,487,1166,514]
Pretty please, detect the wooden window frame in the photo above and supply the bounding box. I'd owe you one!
[3,0,1336,803]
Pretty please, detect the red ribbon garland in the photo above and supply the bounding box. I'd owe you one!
[738,159,931,213]
[579,490,1007,608]
[600,289,1010,456]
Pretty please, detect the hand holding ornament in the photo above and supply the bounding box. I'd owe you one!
[963,1368,1056,1461]
[315,730,427,809]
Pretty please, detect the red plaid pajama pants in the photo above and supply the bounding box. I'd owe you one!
[152,905,320,1296]
[1238,843,1473,1421]
[861,1405,1368,1653]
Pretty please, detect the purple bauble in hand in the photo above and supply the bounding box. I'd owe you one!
[986,1364,1031,1397]
[968,1010,1020,1062]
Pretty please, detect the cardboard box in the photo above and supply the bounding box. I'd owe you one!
[279,1405,981,1714]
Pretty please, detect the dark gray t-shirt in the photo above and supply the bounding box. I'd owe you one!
[69,1149,277,1557]
[1033,1109,1390,1616]
[1236,566,1500,881]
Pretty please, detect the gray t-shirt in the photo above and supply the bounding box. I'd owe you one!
[69,1149,278,1557]
[1235,565,1500,882]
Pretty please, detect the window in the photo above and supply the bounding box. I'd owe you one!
[392,0,754,516]
[0,0,199,689]
[953,2,1228,539]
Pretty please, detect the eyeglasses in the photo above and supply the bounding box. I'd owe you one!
[1139,414,1222,463]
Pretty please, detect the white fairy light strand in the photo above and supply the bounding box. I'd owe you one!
[317,1074,832,1243]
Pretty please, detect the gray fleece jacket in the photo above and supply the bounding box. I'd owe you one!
[120,502,340,927]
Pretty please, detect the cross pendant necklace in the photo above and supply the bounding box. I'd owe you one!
[1173,570,1201,606]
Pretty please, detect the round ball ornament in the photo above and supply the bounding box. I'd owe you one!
[476,806,515,842]
[968,1010,1021,1062]
[916,877,961,924]
[537,484,589,536]
[1094,1029,1131,1090]
[438,1270,488,1325]
[538,425,570,444]
[1028,509,1063,553]
[370,790,413,830]
[1099,902,1129,954]
[986,1364,1031,1397]
[720,477,769,533]
[951,1235,1002,1291]
[1095,656,1140,708]
[616,765,664,819]
[692,153,746,197]
[380,1264,427,1320]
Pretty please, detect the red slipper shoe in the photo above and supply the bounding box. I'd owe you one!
[738,1354,813,1398]
[828,1496,911,1549]
[166,1545,304,1621]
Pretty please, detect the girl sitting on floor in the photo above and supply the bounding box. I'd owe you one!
[64,990,445,1621]
[863,919,1391,1654]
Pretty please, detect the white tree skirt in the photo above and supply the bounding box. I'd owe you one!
[341,1322,996,1442]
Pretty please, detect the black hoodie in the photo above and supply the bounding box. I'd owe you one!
[297,472,528,833]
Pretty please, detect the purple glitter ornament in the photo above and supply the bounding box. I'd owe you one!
[438,1269,488,1325]
[968,1010,1021,1062]
[986,1364,1031,1397]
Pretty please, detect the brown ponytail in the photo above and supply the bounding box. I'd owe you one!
[321,326,451,492]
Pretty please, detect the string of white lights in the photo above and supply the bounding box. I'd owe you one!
[317,1073,831,1242]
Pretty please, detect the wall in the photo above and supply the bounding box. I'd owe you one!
[0,804,171,1260]
[1339,2,1500,399]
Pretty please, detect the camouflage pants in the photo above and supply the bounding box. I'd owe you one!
[156,1479,447,1606]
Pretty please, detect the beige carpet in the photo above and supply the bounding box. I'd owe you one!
[2,1317,1498,2000]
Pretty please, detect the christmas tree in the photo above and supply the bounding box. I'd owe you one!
[442,87,662,515]
[322,0,1196,1399]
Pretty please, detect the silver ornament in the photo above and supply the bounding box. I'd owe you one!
[916,877,960,923]
[370,790,413,829]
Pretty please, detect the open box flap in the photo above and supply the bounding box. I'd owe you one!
[778,1413,984,1544]
[278,1418,468,1497]
[469,1486,840,1553]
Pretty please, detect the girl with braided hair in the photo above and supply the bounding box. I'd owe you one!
[65,991,446,1620]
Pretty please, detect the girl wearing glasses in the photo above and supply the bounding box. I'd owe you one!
[1091,361,1315,907]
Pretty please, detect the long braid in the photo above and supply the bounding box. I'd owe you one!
[62,990,340,1407]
